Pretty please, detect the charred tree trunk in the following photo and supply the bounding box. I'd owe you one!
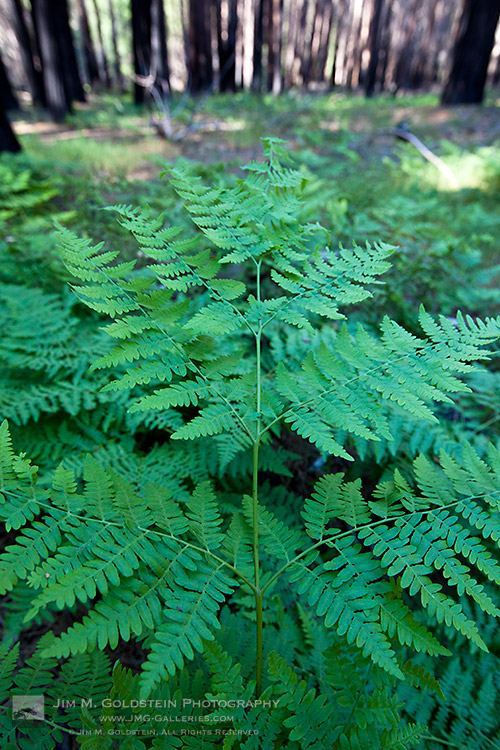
[315,0,334,83]
[78,0,100,84]
[365,0,385,96]
[108,0,125,90]
[151,0,170,95]
[252,0,265,91]
[217,0,238,91]
[91,0,111,87]
[188,0,213,92]
[330,0,346,87]
[50,0,86,103]
[131,0,152,103]
[31,0,72,120]
[267,0,283,92]
[294,0,310,85]
[0,54,19,111]
[393,0,419,91]
[441,0,500,104]
[9,0,46,105]
[0,105,21,152]
[377,0,392,90]
[284,0,300,88]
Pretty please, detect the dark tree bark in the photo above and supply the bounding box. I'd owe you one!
[284,0,300,88]
[0,105,21,152]
[53,0,86,102]
[0,54,19,111]
[393,0,419,91]
[78,0,100,84]
[31,0,71,120]
[216,0,238,91]
[365,0,385,96]
[91,0,111,87]
[151,0,170,95]
[252,0,266,91]
[267,0,283,92]
[377,0,392,90]
[108,0,125,90]
[9,0,46,105]
[330,0,347,86]
[408,0,439,89]
[300,0,316,86]
[188,0,213,92]
[442,0,500,104]
[131,0,152,103]
[345,2,364,89]
[294,0,310,85]
[315,0,334,83]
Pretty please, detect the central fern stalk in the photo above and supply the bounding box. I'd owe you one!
[253,261,264,697]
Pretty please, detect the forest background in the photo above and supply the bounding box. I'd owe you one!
[1,1,500,750]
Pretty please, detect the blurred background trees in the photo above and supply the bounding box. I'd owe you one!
[0,0,499,149]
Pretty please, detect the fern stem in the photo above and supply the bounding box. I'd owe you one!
[252,436,263,695]
[253,263,264,696]
[420,736,465,749]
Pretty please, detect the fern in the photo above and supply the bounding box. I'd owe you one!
[2,141,500,748]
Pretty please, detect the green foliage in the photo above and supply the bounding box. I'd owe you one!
[1,137,500,749]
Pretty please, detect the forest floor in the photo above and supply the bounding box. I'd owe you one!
[11,90,500,181]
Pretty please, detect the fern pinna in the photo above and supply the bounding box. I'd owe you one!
[2,139,500,749]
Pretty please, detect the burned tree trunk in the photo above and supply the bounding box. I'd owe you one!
[188,0,213,92]
[31,0,71,120]
[0,54,19,111]
[442,0,500,104]
[151,0,170,95]
[365,0,385,96]
[0,105,21,152]
[78,0,100,85]
[216,0,238,91]
[91,0,111,87]
[9,0,46,105]
[252,0,266,91]
[131,0,152,103]
[108,0,125,90]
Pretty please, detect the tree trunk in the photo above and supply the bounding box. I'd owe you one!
[108,0,125,90]
[267,0,283,92]
[284,0,300,88]
[252,0,265,91]
[393,0,419,92]
[31,0,72,121]
[300,0,318,86]
[151,0,170,96]
[294,0,310,85]
[330,0,346,86]
[9,0,46,105]
[0,54,19,111]
[91,0,111,87]
[0,105,21,152]
[131,0,152,103]
[188,0,213,92]
[365,0,384,96]
[53,0,86,102]
[78,0,100,84]
[441,0,500,104]
[315,0,334,83]
[377,0,392,90]
[217,0,238,91]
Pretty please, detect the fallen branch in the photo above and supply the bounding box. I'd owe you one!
[382,125,460,188]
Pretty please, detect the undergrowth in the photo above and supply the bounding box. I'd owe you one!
[1,96,500,749]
